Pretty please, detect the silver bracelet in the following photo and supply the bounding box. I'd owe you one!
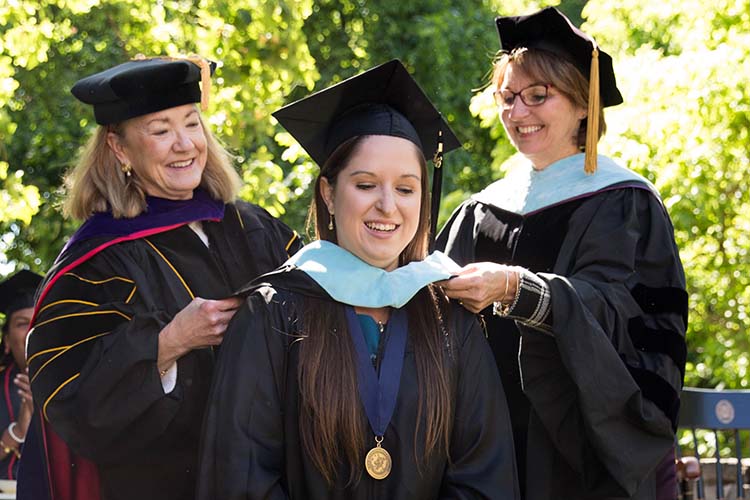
[8,422,24,444]
[493,270,520,317]
[492,299,512,317]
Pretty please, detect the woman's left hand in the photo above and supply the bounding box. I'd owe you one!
[438,262,516,313]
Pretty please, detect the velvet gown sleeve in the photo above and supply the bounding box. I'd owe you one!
[440,308,520,500]
[198,287,291,500]
[520,188,687,497]
[27,242,205,464]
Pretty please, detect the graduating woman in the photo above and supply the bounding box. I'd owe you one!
[198,60,519,499]
[437,8,687,500]
[21,56,301,500]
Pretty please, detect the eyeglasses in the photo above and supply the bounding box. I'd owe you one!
[493,84,550,110]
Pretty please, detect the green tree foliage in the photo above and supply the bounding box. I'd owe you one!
[1,0,530,268]
[582,0,750,389]
[0,0,318,271]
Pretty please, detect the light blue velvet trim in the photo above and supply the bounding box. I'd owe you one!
[472,154,658,215]
[286,240,460,308]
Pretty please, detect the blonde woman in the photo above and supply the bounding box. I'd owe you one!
[21,57,301,500]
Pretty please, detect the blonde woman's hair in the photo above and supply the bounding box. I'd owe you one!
[64,112,241,220]
[492,47,606,150]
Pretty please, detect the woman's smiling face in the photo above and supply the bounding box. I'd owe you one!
[499,63,587,170]
[108,103,207,200]
[320,135,423,271]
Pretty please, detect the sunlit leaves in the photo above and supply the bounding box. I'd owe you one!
[585,0,750,389]
[0,162,40,225]
[0,0,319,269]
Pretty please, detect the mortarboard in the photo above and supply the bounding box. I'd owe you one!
[272,59,462,242]
[496,7,622,173]
[0,270,43,319]
[71,56,216,125]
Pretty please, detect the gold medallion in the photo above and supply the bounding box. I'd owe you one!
[365,436,391,480]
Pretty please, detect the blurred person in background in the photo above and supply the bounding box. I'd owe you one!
[0,270,42,480]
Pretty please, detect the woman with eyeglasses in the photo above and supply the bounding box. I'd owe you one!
[437,8,687,500]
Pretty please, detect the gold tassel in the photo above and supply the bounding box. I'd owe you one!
[185,55,212,112]
[432,129,444,169]
[584,45,600,175]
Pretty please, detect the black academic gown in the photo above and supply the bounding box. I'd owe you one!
[25,200,301,500]
[198,268,520,500]
[437,181,687,500]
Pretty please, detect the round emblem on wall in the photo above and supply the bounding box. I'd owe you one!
[715,399,735,425]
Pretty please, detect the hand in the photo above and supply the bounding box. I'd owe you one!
[438,262,518,313]
[157,296,244,371]
[14,372,33,436]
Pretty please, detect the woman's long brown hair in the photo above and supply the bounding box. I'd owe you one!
[298,136,453,485]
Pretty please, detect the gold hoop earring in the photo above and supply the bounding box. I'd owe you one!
[328,213,334,231]
[121,163,132,177]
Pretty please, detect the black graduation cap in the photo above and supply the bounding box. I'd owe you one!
[495,7,622,107]
[71,56,216,125]
[272,59,461,242]
[496,7,622,174]
[0,270,43,319]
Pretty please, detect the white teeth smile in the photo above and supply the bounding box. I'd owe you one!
[366,222,397,232]
[517,125,542,134]
[169,159,193,168]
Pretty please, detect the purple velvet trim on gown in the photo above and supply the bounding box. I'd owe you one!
[64,188,224,250]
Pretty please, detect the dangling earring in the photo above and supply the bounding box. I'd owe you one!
[121,163,132,177]
[328,213,334,231]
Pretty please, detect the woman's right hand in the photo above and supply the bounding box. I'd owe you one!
[438,262,519,314]
[157,296,243,373]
